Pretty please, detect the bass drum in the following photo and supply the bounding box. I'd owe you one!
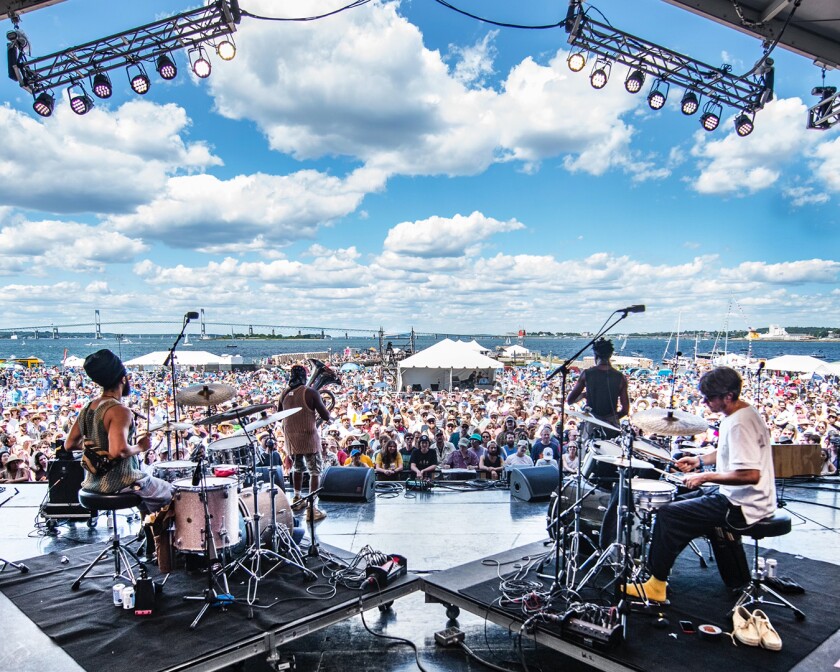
[237,484,295,548]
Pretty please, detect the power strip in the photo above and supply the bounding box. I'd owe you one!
[562,617,623,650]
[434,627,466,646]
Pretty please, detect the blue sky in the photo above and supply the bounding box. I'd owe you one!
[1,0,838,335]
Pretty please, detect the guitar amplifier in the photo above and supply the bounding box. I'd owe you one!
[42,459,95,520]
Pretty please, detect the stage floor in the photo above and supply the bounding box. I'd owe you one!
[1,477,839,672]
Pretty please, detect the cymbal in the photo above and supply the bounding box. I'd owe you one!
[176,383,237,407]
[593,454,652,470]
[194,403,275,427]
[632,408,708,436]
[680,446,716,457]
[567,409,619,432]
[148,420,194,432]
[238,408,301,433]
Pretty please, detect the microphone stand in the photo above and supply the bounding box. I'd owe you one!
[163,313,194,457]
[545,308,637,592]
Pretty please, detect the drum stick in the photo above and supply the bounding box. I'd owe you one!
[649,465,685,485]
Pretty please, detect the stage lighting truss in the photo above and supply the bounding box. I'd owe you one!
[6,1,238,100]
[808,86,840,130]
[564,1,773,131]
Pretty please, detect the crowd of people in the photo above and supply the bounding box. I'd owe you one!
[1,352,839,484]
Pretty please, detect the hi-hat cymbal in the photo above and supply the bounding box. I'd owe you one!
[593,454,652,470]
[176,383,237,407]
[194,403,275,427]
[148,420,194,433]
[238,408,301,433]
[632,408,708,436]
[567,409,619,432]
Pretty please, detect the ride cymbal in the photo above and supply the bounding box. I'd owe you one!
[194,403,275,426]
[632,408,708,436]
[567,409,619,432]
[238,408,301,433]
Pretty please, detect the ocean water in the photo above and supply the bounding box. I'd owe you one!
[3,333,840,367]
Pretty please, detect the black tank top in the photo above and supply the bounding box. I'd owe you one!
[583,367,624,420]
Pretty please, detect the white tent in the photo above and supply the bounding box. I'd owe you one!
[503,344,530,356]
[398,339,501,391]
[466,339,491,353]
[63,355,86,368]
[125,350,226,367]
[762,355,828,374]
[815,361,840,376]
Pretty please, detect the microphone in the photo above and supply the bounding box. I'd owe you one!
[185,311,199,321]
[757,361,766,372]
[618,305,646,314]
[191,460,203,486]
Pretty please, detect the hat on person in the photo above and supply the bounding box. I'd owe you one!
[470,433,482,441]
[83,349,126,388]
[517,439,529,447]
[5,455,23,466]
[458,438,470,448]
[349,439,365,448]
[418,434,430,443]
[543,448,553,459]
[350,449,361,457]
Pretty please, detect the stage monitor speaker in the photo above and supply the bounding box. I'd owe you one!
[509,466,559,502]
[319,466,375,502]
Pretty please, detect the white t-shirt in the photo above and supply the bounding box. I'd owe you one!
[718,404,776,525]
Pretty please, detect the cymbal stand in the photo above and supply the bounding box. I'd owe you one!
[226,424,315,607]
[302,487,324,558]
[545,306,639,594]
[183,454,235,629]
[575,424,644,628]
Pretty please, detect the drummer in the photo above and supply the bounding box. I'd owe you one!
[566,338,629,444]
[625,366,776,604]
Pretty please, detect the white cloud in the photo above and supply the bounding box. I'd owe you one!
[383,211,524,257]
[0,218,147,275]
[107,167,385,250]
[690,97,817,196]
[721,259,840,285]
[0,100,220,214]
[448,31,498,87]
[810,135,840,193]
[782,185,830,207]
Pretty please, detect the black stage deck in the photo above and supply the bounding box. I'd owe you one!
[422,540,840,672]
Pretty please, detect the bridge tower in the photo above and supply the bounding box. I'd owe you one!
[200,309,207,339]
[94,310,102,339]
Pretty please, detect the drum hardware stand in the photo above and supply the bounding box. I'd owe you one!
[301,487,324,558]
[545,306,640,593]
[163,310,199,457]
[183,454,235,629]
[226,425,315,608]
[0,488,28,573]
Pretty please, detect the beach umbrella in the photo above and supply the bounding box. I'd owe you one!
[340,362,362,372]
[372,381,389,389]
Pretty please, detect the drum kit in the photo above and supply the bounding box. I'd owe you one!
[546,405,707,602]
[151,383,313,627]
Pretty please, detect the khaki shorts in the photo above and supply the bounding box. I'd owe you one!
[292,452,323,476]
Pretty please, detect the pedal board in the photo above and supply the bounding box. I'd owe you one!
[405,479,432,491]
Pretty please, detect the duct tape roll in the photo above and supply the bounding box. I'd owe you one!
[698,624,722,640]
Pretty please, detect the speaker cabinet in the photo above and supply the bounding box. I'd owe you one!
[509,466,560,502]
[319,466,375,502]
[43,459,93,519]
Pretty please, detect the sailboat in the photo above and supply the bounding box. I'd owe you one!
[183,333,193,346]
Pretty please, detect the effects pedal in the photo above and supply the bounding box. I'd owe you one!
[405,479,432,491]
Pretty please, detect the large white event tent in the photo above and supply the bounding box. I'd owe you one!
[398,339,501,391]
[125,350,228,368]
[762,355,831,374]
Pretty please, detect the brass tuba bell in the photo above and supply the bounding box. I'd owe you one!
[306,358,341,412]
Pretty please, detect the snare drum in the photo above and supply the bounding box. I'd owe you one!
[171,477,240,553]
[630,478,676,511]
[213,464,239,478]
[152,460,196,483]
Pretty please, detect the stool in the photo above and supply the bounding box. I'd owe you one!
[730,509,805,620]
[71,490,144,591]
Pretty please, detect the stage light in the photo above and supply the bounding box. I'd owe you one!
[624,68,645,94]
[647,79,669,110]
[590,59,611,90]
[67,84,93,115]
[91,72,112,99]
[127,62,151,94]
[700,101,722,131]
[189,47,211,79]
[567,51,586,72]
[216,38,236,61]
[156,54,177,80]
[734,110,754,136]
[32,91,54,117]
[680,91,699,115]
